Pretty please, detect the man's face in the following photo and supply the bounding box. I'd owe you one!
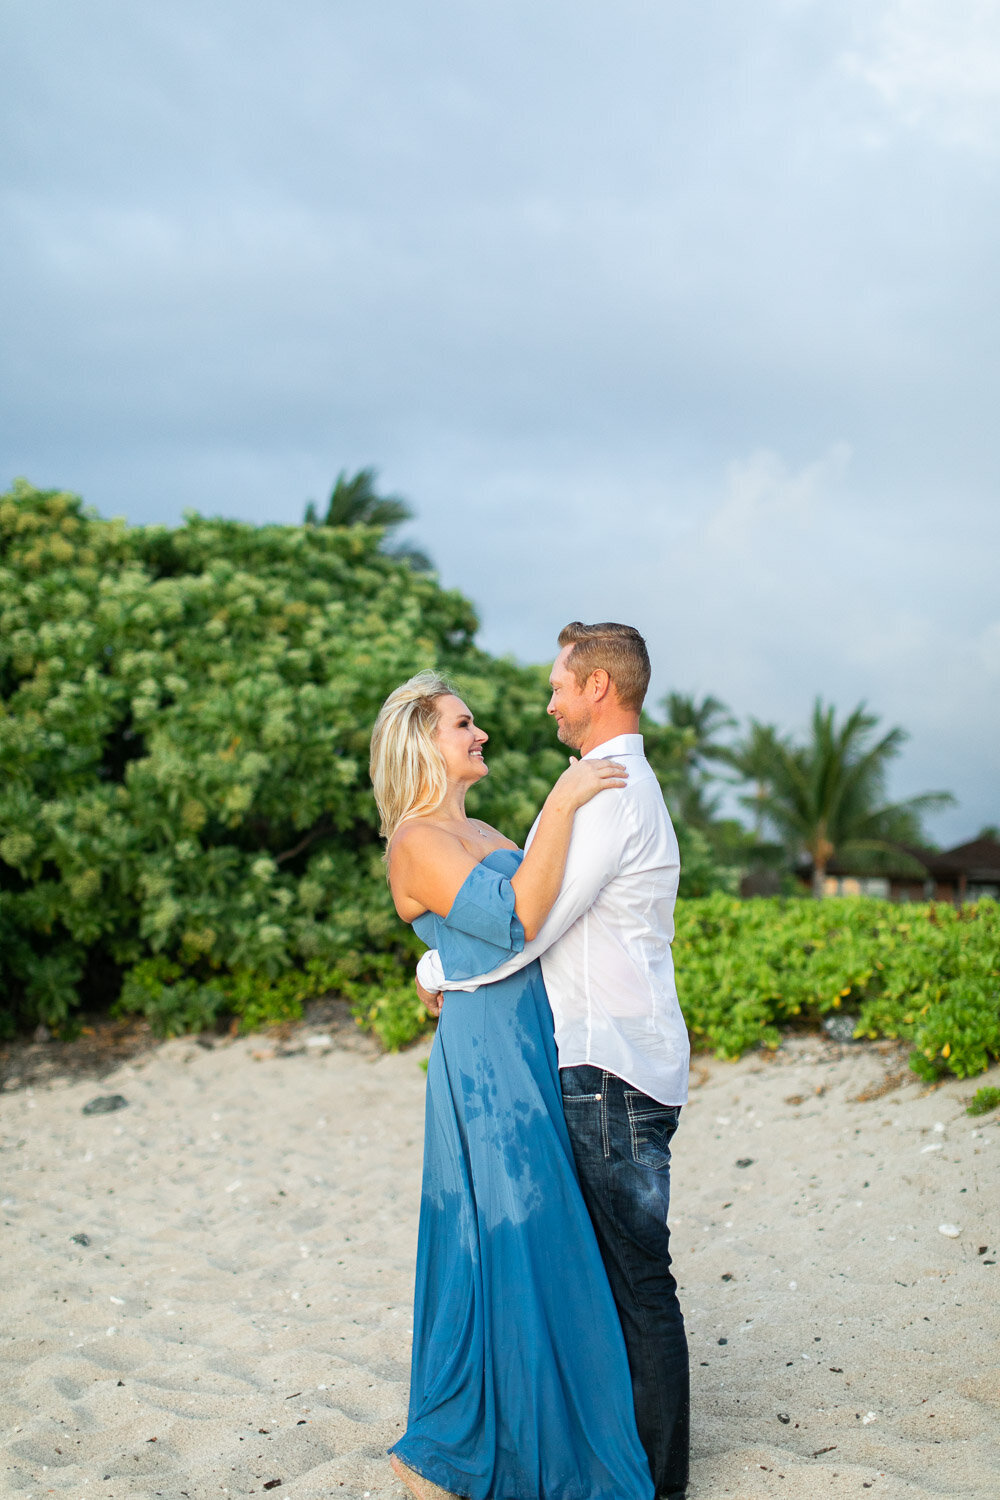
[547,645,592,750]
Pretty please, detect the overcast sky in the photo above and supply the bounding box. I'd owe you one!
[3,0,998,844]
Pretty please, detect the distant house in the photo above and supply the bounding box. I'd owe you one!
[818,846,931,902]
[814,836,1000,903]
[924,837,1000,903]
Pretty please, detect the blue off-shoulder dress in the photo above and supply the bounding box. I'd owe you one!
[390,849,654,1500]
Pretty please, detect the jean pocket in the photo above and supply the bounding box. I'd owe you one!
[625,1094,679,1171]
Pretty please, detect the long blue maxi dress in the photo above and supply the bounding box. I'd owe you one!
[390,849,654,1500]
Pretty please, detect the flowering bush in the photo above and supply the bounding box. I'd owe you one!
[0,481,574,1039]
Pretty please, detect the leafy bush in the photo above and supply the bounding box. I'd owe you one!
[334,893,998,1071]
[0,481,698,1047]
[0,481,536,1040]
[10,483,988,1073]
[116,957,230,1037]
[967,1085,1000,1117]
[673,893,1000,1080]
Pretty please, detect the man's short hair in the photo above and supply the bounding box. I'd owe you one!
[557,621,650,712]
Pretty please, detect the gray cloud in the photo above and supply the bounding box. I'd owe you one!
[2,0,997,841]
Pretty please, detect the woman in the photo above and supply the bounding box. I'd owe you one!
[370,671,655,1500]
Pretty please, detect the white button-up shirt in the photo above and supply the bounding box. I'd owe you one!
[416,733,689,1106]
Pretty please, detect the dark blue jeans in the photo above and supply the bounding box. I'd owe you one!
[561,1066,689,1500]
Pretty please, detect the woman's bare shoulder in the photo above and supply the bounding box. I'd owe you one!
[388,818,456,866]
[387,818,477,921]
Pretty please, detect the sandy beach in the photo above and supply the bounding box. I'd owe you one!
[1,1008,997,1500]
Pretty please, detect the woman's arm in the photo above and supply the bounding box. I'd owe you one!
[389,758,626,935]
[509,758,626,938]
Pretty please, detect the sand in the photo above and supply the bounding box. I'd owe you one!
[1,1011,997,1500]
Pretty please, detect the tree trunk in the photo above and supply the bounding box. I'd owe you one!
[811,835,834,898]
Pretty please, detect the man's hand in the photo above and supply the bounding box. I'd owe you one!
[416,971,444,1017]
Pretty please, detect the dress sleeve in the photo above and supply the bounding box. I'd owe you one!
[435,861,526,981]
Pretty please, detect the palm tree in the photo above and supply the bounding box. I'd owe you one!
[304,468,432,570]
[733,700,954,897]
[663,692,736,770]
[661,692,736,827]
[723,719,786,838]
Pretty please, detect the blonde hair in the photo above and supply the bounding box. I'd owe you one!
[370,670,455,845]
[557,621,650,712]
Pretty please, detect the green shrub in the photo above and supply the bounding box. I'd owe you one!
[0,480,695,1048]
[967,1085,1000,1117]
[116,957,228,1037]
[673,893,1000,1080]
[0,482,521,1036]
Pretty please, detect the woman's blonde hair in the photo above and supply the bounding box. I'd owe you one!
[370,670,455,845]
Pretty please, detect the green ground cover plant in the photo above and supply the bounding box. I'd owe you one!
[966,1085,1000,1116]
[673,893,999,1081]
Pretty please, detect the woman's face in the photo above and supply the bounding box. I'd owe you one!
[434,694,489,786]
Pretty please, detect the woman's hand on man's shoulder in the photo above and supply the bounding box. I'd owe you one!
[548,756,628,813]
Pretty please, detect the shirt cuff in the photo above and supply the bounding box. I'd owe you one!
[417,949,482,993]
[416,950,446,992]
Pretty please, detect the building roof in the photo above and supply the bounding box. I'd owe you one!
[825,844,931,879]
[822,836,1000,883]
[926,837,1000,880]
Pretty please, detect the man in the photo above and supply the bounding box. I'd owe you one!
[416,621,690,1500]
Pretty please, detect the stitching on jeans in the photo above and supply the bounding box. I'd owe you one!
[627,1108,641,1164]
[625,1093,677,1169]
[627,1119,672,1170]
[601,1071,610,1158]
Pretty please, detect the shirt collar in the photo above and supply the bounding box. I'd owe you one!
[582,733,644,760]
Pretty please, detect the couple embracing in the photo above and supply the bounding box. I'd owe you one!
[370,622,690,1500]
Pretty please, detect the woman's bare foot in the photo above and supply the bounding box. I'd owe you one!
[389,1451,462,1500]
